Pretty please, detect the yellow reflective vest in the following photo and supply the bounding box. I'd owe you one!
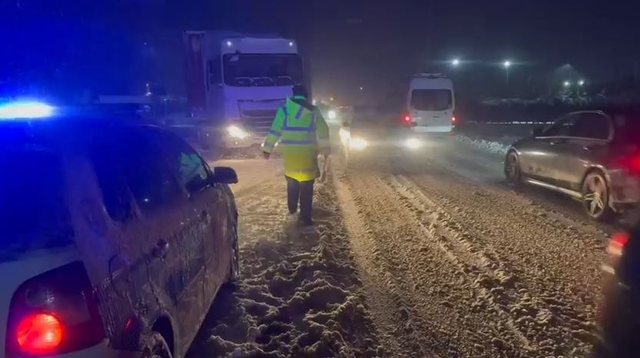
[263,96,330,181]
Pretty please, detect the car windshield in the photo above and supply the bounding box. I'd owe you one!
[223,54,303,87]
[0,147,74,259]
[410,89,452,111]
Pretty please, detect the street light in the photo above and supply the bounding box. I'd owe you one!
[359,86,364,91]
[451,58,461,67]
[563,81,571,88]
[578,80,585,86]
[503,60,512,69]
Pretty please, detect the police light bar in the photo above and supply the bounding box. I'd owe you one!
[0,101,55,120]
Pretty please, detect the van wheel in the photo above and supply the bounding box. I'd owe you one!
[141,332,173,358]
[582,171,612,221]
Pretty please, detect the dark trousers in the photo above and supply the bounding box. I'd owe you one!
[286,176,314,222]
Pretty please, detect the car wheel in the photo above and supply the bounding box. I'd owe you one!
[582,171,612,221]
[141,332,172,358]
[504,151,522,185]
[227,222,239,283]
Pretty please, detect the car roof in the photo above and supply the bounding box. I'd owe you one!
[0,116,163,150]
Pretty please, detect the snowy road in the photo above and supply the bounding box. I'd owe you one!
[189,136,611,357]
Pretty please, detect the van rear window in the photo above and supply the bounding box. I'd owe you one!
[411,89,453,111]
[0,148,74,259]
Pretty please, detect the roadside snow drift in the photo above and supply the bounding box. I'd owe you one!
[187,160,382,358]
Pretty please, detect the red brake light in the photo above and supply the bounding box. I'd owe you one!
[6,262,105,357]
[17,314,64,355]
[608,232,630,256]
[615,153,640,176]
[404,115,412,122]
[451,116,457,123]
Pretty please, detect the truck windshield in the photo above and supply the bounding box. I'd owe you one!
[223,54,303,87]
[411,89,453,111]
[0,148,74,259]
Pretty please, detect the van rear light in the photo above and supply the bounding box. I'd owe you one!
[451,116,457,123]
[402,114,415,127]
[6,262,105,357]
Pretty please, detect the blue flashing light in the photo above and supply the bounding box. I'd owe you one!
[0,101,55,120]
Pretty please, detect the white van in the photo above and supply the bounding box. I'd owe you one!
[407,73,455,133]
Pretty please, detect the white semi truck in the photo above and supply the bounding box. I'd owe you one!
[183,31,304,148]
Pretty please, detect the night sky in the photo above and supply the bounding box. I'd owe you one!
[1,0,639,102]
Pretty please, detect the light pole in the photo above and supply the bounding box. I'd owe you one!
[503,60,512,87]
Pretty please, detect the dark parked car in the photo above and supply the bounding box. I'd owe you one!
[504,109,640,220]
[596,210,640,357]
[0,107,238,358]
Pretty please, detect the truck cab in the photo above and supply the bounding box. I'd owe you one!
[184,32,303,148]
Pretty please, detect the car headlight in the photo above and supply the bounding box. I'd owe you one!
[327,109,337,120]
[404,137,422,150]
[227,125,248,139]
[350,137,368,151]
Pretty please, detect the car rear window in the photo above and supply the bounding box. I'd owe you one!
[410,89,453,111]
[0,147,74,259]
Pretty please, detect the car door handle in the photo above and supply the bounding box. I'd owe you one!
[152,239,169,259]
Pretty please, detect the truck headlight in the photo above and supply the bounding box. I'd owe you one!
[227,125,248,139]
[350,137,368,151]
[404,137,422,150]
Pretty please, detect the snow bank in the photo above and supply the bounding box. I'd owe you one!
[455,134,515,156]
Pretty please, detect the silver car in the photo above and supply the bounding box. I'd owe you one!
[504,109,640,220]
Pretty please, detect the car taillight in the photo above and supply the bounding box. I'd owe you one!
[6,262,105,357]
[608,232,630,257]
[17,313,63,355]
[613,152,640,177]
[451,116,457,123]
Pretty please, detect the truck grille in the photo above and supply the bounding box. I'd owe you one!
[239,116,275,136]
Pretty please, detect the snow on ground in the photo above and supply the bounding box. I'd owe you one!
[454,134,515,156]
[186,135,612,357]
[335,156,607,357]
[187,159,382,358]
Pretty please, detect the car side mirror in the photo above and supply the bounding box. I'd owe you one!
[212,166,238,184]
[531,127,543,137]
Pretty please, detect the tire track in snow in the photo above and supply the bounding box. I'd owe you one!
[387,174,598,356]
[394,165,605,357]
[337,167,532,357]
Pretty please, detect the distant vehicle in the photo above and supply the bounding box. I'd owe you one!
[406,73,455,133]
[504,109,640,220]
[0,102,239,358]
[596,217,640,357]
[183,31,304,148]
[340,104,423,167]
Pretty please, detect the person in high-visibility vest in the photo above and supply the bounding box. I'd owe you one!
[262,85,330,226]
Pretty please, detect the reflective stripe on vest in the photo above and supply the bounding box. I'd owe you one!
[280,139,316,145]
